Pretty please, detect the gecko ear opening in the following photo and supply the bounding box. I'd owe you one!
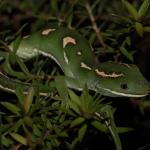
[120,83,128,90]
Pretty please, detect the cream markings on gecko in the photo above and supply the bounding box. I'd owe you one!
[77,51,82,56]
[63,36,76,48]
[80,62,92,70]
[95,69,124,78]
[63,51,69,64]
[41,28,56,35]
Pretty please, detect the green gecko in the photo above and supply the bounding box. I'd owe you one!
[0,27,149,97]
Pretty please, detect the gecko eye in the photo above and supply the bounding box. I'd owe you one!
[120,83,128,90]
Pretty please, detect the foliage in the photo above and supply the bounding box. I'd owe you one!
[0,0,150,150]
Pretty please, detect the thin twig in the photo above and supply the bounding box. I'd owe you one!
[85,3,106,48]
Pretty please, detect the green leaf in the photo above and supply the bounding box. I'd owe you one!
[117,127,134,133]
[144,27,150,32]
[4,119,23,134]
[1,102,21,115]
[122,0,139,21]
[1,135,13,147]
[15,87,26,105]
[135,22,144,37]
[78,124,87,142]
[125,36,131,46]
[46,120,53,129]
[8,35,21,65]
[15,56,31,77]
[138,0,150,18]
[2,56,26,79]
[91,120,108,133]
[12,35,21,53]
[10,133,27,145]
[68,89,81,114]
[119,47,133,62]
[68,99,80,115]
[23,87,34,113]
[81,84,89,100]
[100,105,122,150]
[57,131,68,138]
[51,138,60,147]
[68,89,80,106]
[55,76,69,101]
[70,117,85,128]
[33,125,41,137]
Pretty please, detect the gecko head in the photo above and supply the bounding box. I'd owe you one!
[94,62,150,97]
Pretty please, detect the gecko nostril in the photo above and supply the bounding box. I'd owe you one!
[120,83,128,90]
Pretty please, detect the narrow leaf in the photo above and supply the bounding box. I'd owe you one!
[101,105,122,150]
[68,99,80,115]
[1,102,21,115]
[122,0,139,21]
[1,135,13,147]
[4,119,23,135]
[10,133,27,145]
[144,27,150,32]
[57,131,68,138]
[70,117,85,128]
[2,57,26,79]
[68,89,80,106]
[135,22,144,37]
[12,35,21,53]
[15,87,26,105]
[117,127,134,133]
[23,87,34,113]
[33,125,41,136]
[138,0,150,18]
[55,76,69,101]
[78,124,87,142]
[119,47,133,62]
[16,56,31,77]
[91,120,108,133]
